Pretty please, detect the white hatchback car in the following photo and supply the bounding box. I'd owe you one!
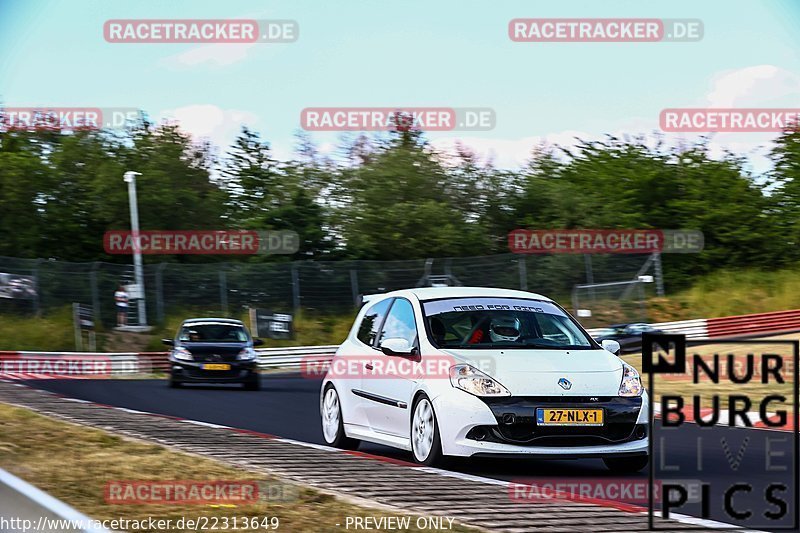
[320,287,649,471]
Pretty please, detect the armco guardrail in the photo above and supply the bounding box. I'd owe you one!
[256,345,337,370]
[0,468,110,533]
[585,321,710,339]
[0,346,338,378]
[0,351,141,377]
[652,318,709,339]
[127,345,338,373]
[586,308,800,341]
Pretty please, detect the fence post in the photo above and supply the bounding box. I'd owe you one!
[90,262,101,327]
[653,252,665,297]
[219,267,228,315]
[350,269,359,307]
[518,257,527,291]
[32,259,42,316]
[571,285,580,315]
[72,303,82,351]
[291,265,300,313]
[584,254,595,302]
[155,263,166,324]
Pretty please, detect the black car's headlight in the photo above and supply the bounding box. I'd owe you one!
[237,348,258,361]
[173,347,193,361]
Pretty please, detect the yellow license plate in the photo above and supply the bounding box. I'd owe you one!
[536,408,604,426]
[203,363,231,371]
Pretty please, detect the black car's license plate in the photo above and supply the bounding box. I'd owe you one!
[202,363,231,370]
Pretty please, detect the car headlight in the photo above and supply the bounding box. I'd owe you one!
[237,348,258,361]
[173,347,193,361]
[449,364,511,397]
[618,363,643,397]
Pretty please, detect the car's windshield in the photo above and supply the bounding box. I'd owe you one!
[423,297,595,349]
[178,323,250,343]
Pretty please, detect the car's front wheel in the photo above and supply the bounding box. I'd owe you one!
[321,385,359,450]
[603,454,649,473]
[411,395,445,466]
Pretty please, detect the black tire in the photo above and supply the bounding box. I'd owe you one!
[169,378,182,388]
[244,378,260,391]
[603,454,649,473]
[321,385,360,450]
[410,394,446,467]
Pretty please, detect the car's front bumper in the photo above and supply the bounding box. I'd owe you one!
[432,387,649,458]
[170,359,258,383]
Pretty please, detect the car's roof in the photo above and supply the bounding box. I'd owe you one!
[181,317,244,325]
[370,287,553,302]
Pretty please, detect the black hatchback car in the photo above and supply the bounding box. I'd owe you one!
[163,318,263,390]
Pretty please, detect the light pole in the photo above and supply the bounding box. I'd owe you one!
[123,171,147,327]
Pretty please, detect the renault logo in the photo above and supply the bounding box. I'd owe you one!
[558,378,572,390]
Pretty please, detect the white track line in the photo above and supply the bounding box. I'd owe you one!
[182,419,229,429]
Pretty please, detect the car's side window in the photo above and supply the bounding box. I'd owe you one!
[356,299,393,347]
[378,298,418,348]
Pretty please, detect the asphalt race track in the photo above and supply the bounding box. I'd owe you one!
[23,374,799,530]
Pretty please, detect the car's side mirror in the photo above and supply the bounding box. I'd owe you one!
[252,338,264,346]
[379,337,416,357]
[161,338,174,346]
[601,339,621,356]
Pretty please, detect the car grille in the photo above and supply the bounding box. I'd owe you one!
[184,367,243,379]
[470,396,645,446]
[193,353,238,362]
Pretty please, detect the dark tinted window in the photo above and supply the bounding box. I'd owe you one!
[179,323,249,342]
[356,299,392,346]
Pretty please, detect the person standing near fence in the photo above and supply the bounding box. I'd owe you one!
[115,284,129,327]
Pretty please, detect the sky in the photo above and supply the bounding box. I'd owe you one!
[1,0,799,174]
